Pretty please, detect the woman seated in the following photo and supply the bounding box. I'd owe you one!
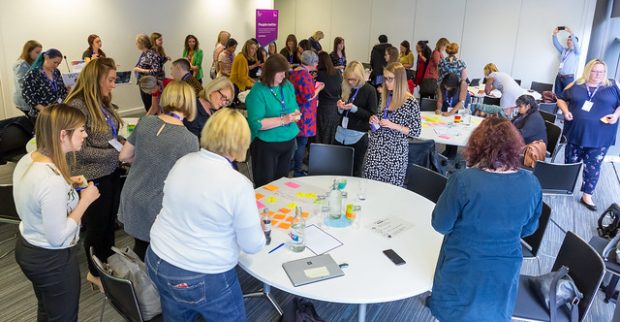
[146,108,265,321]
[435,73,470,116]
[183,77,234,139]
[428,116,542,322]
[512,94,547,145]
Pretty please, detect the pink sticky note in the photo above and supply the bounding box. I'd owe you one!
[256,201,265,209]
[284,181,300,189]
[438,135,452,139]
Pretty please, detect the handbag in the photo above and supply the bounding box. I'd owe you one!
[598,203,620,239]
[280,297,325,322]
[528,265,582,322]
[107,247,162,320]
[523,140,547,168]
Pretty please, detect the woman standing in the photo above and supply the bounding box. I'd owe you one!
[289,51,323,177]
[428,117,542,322]
[217,38,238,78]
[151,32,170,79]
[146,108,264,321]
[184,77,235,140]
[246,54,301,187]
[330,37,347,71]
[364,63,421,187]
[335,61,377,176]
[316,51,343,144]
[512,94,547,145]
[483,63,525,116]
[399,41,414,79]
[230,40,258,92]
[438,42,468,82]
[413,41,432,86]
[133,34,162,112]
[82,34,106,63]
[13,40,42,115]
[424,38,449,81]
[280,34,300,65]
[14,104,100,322]
[65,57,122,291]
[22,49,68,119]
[211,31,231,79]
[308,31,324,52]
[182,34,204,83]
[118,81,199,260]
[435,73,470,116]
[557,59,620,211]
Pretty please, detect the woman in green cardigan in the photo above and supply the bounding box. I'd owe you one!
[246,54,301,187]
[182,34,204,83]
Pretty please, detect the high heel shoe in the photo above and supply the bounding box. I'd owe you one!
[87,272,104,293]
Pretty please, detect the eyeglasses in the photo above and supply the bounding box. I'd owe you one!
[217,89,232,104]
[590,70,605,75]
[384,76,396,82]
[346,78,358,82]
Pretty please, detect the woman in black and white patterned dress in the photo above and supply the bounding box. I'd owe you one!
[363,62,421,187]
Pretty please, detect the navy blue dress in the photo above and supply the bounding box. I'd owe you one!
[428,168,542,322]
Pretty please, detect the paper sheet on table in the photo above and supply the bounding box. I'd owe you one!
[368,217,414,238]
[304,224,343,255]
[62,72,80,87]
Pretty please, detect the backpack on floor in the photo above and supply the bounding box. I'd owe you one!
[280,297,324,322]
[597,203,620,239]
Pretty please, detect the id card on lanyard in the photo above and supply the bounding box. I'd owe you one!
[102,108,122,151]
[581,85,599,112]
[382,94,394,120]
[342,88,360,128]
[559,50,570,70]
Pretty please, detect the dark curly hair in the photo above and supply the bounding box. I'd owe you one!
[464,116,524,170]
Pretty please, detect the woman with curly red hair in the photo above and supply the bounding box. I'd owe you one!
[427,117,543,322]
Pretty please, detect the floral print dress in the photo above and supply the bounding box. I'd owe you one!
[289,68,317,137]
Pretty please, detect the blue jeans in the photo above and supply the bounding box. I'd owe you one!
[554,74,574,96]
[293,136,309,176]
[145,247,246,322]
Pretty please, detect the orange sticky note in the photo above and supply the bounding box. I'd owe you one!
[273,213,286,220]
[255,193,264,200]
[301,211,309,219]
[263,184,279,191]
[278,222,291,229]
[279,208,291,214]
[284,216,294,223]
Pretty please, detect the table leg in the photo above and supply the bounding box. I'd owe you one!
[243,283,283,315]
[358,303,367,322]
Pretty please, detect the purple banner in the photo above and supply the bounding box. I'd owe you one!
[256,9,279,47]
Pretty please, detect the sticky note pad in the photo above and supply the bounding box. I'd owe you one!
[273,213,286,220]
[279,208,291,214]
[256,201,265,209]
[301,211,309,219]
[255,193,264,200]
[295,192,306,198]
[278,222,291,229]
[285,181,300,189]
[304,266,330,278]
[307,193,317,199]
[438,135,451,139]
[265,196,278,203]
[287,202,297,209]
[263,184,279,191]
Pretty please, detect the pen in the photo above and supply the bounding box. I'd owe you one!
[268,242,285,254]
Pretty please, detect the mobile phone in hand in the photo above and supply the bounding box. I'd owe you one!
[558,26,565,31]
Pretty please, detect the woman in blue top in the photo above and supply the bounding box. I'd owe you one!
[557,58,620,211]
[428,117,542,322]
[22,49,68,119]
[435,73,470,116]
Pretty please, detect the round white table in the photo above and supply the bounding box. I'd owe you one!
[418,111,484,146]
[467,85,542,101]
[239,176,443,322]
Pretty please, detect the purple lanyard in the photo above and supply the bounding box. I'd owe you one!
[167,112,183,121]
[269,85,287,115]
[382,94,393,119]
[343,88,360,117]
[444,90,454,107]
[101,108,118,138]
[585,85,599,102]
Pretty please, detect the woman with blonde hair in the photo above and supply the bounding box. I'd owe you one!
[230,39,258,92]
[438,42,468,82]
[118,81,199,260]
[309,31,324,51]
[211,31,231,79]
[14,104,100,321]
[184,76,234,139]
[335,61,377,176]
[364,62,421,186]
[151,32,170,79]
[134,33,162,111]
[65,57,122,290]
[483,63,525,115]
[146,108,264,320]
[557,58,620,210]
[13,40,42,115]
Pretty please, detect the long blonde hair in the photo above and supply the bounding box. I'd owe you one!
[65,57,122,133]
[341,61,365,102]
[216,31,230,45]
[576,58,611,86]
[381,62,412,112]
[35,104,86,183]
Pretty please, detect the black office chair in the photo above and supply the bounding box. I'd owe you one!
[0,116,34,164]
[482,96,501,106]
[469,78,480,86]
[513,231,605,322]
[533,161,582,195]
[522,203,552,274]
[514,79,522,86]
[539,111,556,124]
[544,120,561,161]
[90,248,162,322]
[0,182,20,260]
[419,98,438,112]
[308,143,354,176]
[538,103,558,115]
[405,164,447,203]
[530,81,553,94]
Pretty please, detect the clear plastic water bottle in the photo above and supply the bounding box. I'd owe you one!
[288,206,306,252]
[462,103,471,125]
[262,208,272,245]
[328,180,342,219]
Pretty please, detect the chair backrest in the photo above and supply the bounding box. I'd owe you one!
[90,248,144,322]
[533,161,582,195]
[544,120,561,156]
[552,231,605,321]
[515,79,522,85]
[469,78,480,86]
[0,116,34,160]
[419,98,438,112]
[405,164,447,203]
[308,143,354,176]
[522,202,551,257]
[539,103,558,114]
[482,96,501,106]
[539,111,556,124]
[530,81,553,93]
[0,184,20,224]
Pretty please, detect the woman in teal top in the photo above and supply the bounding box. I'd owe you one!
[182,35,204,82]
[428,117,542,322]
[246,54,300,187]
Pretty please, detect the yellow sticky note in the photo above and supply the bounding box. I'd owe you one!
[265,196,278,204]
[287,202,297,209]
[295,192,306,198]
[307,193,317,199]
[263,184,279,191]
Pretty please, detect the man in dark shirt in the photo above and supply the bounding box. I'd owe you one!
[369,35,392,87]
[171,58,203,95]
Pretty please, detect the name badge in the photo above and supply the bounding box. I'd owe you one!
[108,138,123,152]
[558,62,564,70]
[341,116,349,129]
[581,101,593,112]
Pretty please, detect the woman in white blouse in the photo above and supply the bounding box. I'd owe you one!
[13,104,100,322]
[146,108,265,321]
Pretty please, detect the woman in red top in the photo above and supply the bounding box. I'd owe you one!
[288,50,324,177]
[425,38,449,81]
[413,40,432,86]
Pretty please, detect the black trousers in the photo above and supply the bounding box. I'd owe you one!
[250,138,295,187]
[133,238,149,261]
[84,169,121,276]
[336,134,369,177]
[139,88,152,112]
[15,234,80,322]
